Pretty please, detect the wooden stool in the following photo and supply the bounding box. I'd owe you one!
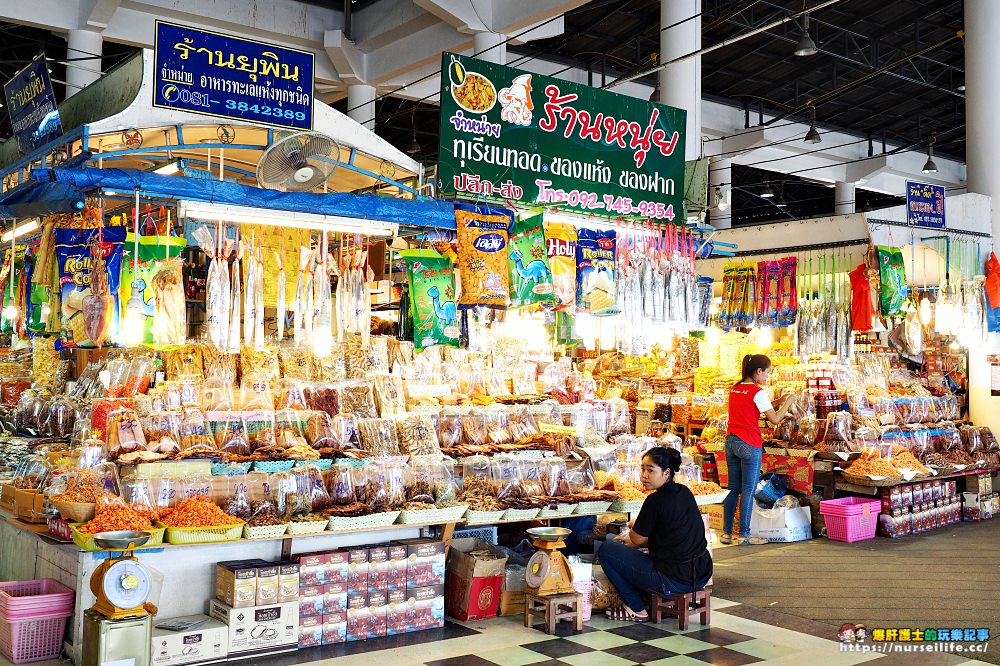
[650,588,711,630]
[524,592,584,635]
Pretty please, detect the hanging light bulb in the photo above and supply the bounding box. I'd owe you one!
[119,285,145,346]
[40,303,50,319]
[2,304,17,321]
[919,296,932,326]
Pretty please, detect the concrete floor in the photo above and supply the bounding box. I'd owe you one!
[711,519,1000,664]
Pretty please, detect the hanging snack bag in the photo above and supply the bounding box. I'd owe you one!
[400,250,460,350]
[576,228,618,315]
[544,219,577,311]
[508,213,554,309]
[777,257,798,327]
[877,245,908,317]
[56,225,127,347]
[454,203,512,308]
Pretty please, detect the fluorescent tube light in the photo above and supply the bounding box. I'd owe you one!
[177,201,398,237]
[151,158,184,175]
[1,220,40,242]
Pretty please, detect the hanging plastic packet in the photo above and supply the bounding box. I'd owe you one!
[274,250,286,341]
[400,250,460,350]
[228,244,242,353]
[877,245,908,316]
[576,228,618,315]
[777,257,798,327]
[544,219,577,311]
[454,203,512,309]
[244,236,257,347]
[150,259,186,347]
[294,244,311,345]
[56,225,127,347]
[508,212,554,309]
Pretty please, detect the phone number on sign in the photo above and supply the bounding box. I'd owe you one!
[224,100,307,121]
[535,180,676,220]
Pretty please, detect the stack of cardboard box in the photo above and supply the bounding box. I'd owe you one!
[209,560,300,660]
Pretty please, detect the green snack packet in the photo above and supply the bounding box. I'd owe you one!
[401,250,460,350]
[876,245,907,317]
[508,212,554,309]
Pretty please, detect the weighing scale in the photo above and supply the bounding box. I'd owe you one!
[82,531,154,666]
[525,527,575,596]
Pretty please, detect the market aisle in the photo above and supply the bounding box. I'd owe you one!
[711,519,1000,665]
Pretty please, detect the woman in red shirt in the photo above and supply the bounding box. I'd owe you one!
[722,354,794,545]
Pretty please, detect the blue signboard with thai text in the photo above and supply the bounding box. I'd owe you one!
[3,52,62,155]
[153,21,314,130]
[906,180,945,229]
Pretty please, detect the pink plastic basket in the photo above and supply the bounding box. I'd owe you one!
[820,497,881,542]
[571,581,593,621]
[0,580,73,615]
[0,615,69,664]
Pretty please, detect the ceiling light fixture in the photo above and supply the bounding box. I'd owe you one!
[1,220,40,243]
[922,135,939,174]
[177,201,399,237]
[715,186,729,212]
[804,105,821,144]
[774,186,788,208]
[760,182,775,198]
[794,12,818,56]
[151,158,184,175]
[406,107,421,156]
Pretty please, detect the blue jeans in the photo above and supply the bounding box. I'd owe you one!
[599,540,701,612]
[723,434,763,537]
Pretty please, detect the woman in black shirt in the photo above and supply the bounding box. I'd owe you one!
[601,447,713,622]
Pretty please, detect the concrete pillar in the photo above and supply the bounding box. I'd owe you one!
[966,0,1000,241]
[834,181,856,215]
[347,83,376,129]
[659,0,701,160]
[473,32,507,65]
[710,157,731,229]
[65,29,103,98]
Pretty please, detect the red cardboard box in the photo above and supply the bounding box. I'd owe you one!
[367,600,387,639]
[296,554,328,587]
[397,538,446,589]
[387,585,445,635]
[322,613,346,645]
[299,615,323,649]
[348,549,369,595]
[324,583,347,615]
[387,545,408,592]
[444,538,507,622]
[327,551,349,585]
[347,593,367,610]
[299,585,324,617]
[346,607,369,642]
[368,546,390,593]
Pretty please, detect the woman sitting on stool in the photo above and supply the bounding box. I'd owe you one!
[601,447,713,622]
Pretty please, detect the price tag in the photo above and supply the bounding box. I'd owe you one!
[406,383,452,399]
[709,395,726,406]
[670,396,689,406]
[540,423,577,436]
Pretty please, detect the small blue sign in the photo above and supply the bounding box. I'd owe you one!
[906,180,945,229]
[3,52,62,155]
[153,21,314,130]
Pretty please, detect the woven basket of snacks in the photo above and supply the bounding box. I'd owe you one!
[396,503,469,524]
[328,511,400,531]
[286,515,328,536]
[537,503,577,518]
[244,522,288,540]
[53,500,97,523]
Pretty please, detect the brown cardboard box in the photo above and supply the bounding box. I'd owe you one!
[499,591,525,617]
[277,563,300,603]
[1,482,15,511]
[13,489,45,523]
[700,504,724,532]
[444,538,507,621]
[215,561,258,608]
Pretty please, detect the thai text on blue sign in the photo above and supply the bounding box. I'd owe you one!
[3,52,62,155]
[906,180,945,229]
[153,21,314,130]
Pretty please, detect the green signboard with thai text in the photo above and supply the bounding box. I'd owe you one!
[438,52,686,221]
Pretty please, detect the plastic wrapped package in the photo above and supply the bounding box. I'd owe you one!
[330,415,360,450]
[215,413,252,456]
[103,357,131,398]
[239,345,280,384]
[529,402,561,427]
[222,475,252,519]
[299,464,332,513]
[239,372,274,411]
[460,455,496,497]
[492,455,528,502]
[941,396,959,421]
[344,335,390,378]
[179,407,216,453]
[374,459,407,510]
[105,408,147,460]
[566,459,597,492]
[486,371,510,397]
[437,408,465,449]
[304,411,336,450]
[606,398,631,439]
[855,426,880,451]
[519,459,544,496]
[357,418,401,456]
[243,409,276,451]
[278,345,314,381]
[512,361,538,396]
[824,412,852,443]
[395,412,440,456]
[273,409,308,448]
[484,405,512,445]
[274,379,307,411]
[924,397,941,424]
[462,408,489,446]
[46,397,78,438]
[326,462,357,506]
[180,474,212,502]
[141,411,182,455]
[124,355,155,397]
[507,406,539,442]
[339,380,377,418]
[303,384,339,418]
[121,473,160,520]
[373,374,405,416]
[960,425,983,454]
[539,458,571,497]
[404,458,436,504]
[312,344,347,382]
[936,423,963,452]
[199,377,234,411]
[793,415,819,447]
[541,362,568,395]
[873,398,902,427]
[772,419,794,442]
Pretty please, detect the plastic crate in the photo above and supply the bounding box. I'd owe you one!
[0,580,73,617]
[453,525,498,544]
[820,497,881,543]
[0,614,69,663]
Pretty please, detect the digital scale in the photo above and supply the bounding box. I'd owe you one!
[82,531,154,666]
[525,527,575,596]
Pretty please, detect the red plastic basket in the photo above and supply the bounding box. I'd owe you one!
[820,497,881,542]
[0,580,73,615]
[0,614,69,664]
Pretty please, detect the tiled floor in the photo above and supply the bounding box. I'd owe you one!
[2,595,992,665]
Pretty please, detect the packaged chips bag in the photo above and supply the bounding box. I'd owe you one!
[400,250,460,350]
[454,203,511,308]
[877,246,907,317]
[508,213,554,309]
[544,219,577,311]
[576,228,617,315]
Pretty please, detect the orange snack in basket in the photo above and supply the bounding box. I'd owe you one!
[159,496,245,528]
[686,481,724,496]
[78,501,155,534]
[889,445,930,474]
[845,448,901,477]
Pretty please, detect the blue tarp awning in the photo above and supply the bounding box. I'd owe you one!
[32,167,458,229]
[0,181,86,219]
